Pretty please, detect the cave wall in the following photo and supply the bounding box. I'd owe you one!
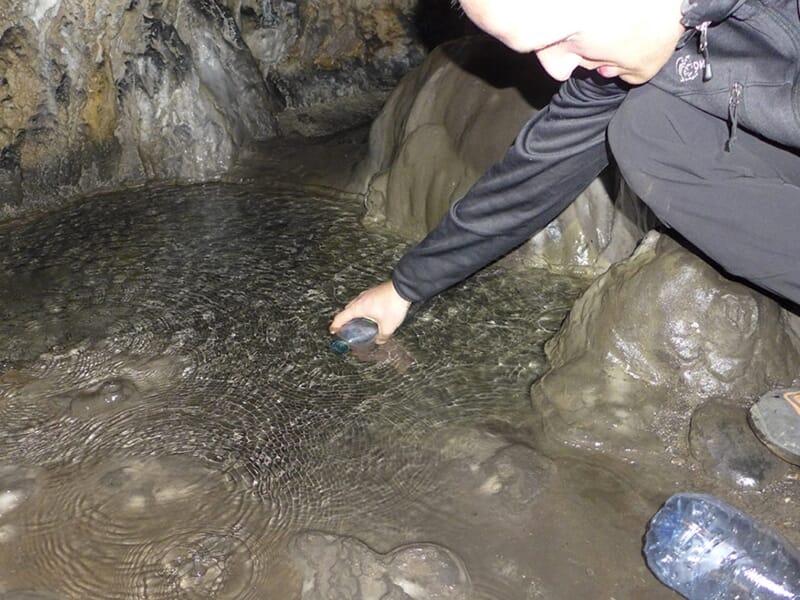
[0,0,435,220]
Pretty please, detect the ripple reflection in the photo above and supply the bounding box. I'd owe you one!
[0,182,584,599]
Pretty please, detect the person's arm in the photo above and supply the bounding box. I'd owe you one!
[332,71,629,341]
[392,71,629,303]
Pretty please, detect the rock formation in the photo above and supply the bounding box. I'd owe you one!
[291,531,472,600]
[532,232,800,465]
[0,0,430,219]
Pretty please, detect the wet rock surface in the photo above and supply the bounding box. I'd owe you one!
[532,232,800,464]
[353,35,651,274]
[0,0,433,218]
[689,400,791,489]
[292,532,471,600]
[394,427,675,599]
[0,0,280,215]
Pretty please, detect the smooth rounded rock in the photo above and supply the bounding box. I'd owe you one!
[689,400,791,488]
[69,377,140,417]
[0,465,39,518]
[292,531,472,600]
[533,233,800,461]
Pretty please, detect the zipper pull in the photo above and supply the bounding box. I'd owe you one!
[697,21,713,81]
[726,82,743,152]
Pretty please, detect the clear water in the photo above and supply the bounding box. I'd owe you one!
[0,182,669,599]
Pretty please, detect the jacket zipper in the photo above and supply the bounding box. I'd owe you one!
[697,21,713,81]
[726,81,743,152]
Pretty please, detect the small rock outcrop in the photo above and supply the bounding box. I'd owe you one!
[291,531,472,600]
[689,400,791,489]
[532,232,800,462]
[352,35,650,275]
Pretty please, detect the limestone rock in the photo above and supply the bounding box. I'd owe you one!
[353,35,650,275]
[235,0,446,136]
[532,232,800,461]
[0,0,432,219]
[0,0,280,217]
[259,0,423,106]
[689,400,791,489]
[291,532,472,600]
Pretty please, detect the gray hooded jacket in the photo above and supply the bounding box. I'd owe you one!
[392,0,800,302]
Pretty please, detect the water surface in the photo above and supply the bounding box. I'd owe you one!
[0,182,670,599]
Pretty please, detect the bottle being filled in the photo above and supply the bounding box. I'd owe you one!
[330,317,379,355]
[644,493,800,600]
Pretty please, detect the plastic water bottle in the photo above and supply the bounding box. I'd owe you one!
[330,318,379,355]
[644,493,800,599]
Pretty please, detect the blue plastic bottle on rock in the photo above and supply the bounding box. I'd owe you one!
[644,493,800,600]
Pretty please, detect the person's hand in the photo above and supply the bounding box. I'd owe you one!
[330,280,411,344]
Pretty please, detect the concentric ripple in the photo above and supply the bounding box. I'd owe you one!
[0,181,584,598]
[4,457,269,598]
[131,530,257,599]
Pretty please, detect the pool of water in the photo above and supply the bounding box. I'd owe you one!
[0,182,676,599]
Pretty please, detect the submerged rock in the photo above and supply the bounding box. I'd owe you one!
[352,35,650,275]
[0,465,40,519]
[291,532,472,600]
[532,232,800,462]
[433,427,557,516]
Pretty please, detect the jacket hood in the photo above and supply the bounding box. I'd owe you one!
[681,0,749,26]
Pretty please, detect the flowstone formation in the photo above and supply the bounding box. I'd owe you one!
[352,35,651,275]
[532,232,800,469]
[0,0,428,218]
[291,532,472,600]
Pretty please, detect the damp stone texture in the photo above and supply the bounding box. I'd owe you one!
[291,532,472,600]
[0,0,426,219]
[353,35,651,275]
[245,0,423,108]
[532,232,800,463]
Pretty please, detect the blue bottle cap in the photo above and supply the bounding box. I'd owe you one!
[330,339,351,355]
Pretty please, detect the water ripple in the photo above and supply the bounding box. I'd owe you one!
[0,182,584,599]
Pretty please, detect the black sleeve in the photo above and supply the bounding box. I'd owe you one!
[392,71,629,303]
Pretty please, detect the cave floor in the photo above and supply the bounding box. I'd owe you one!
[2,137,793,598]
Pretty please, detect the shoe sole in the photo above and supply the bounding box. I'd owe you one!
[749,390,800,467]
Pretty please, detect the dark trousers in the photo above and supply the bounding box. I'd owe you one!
[607,85,800,306]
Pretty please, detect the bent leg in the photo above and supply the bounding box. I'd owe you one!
[608,84,800,305]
